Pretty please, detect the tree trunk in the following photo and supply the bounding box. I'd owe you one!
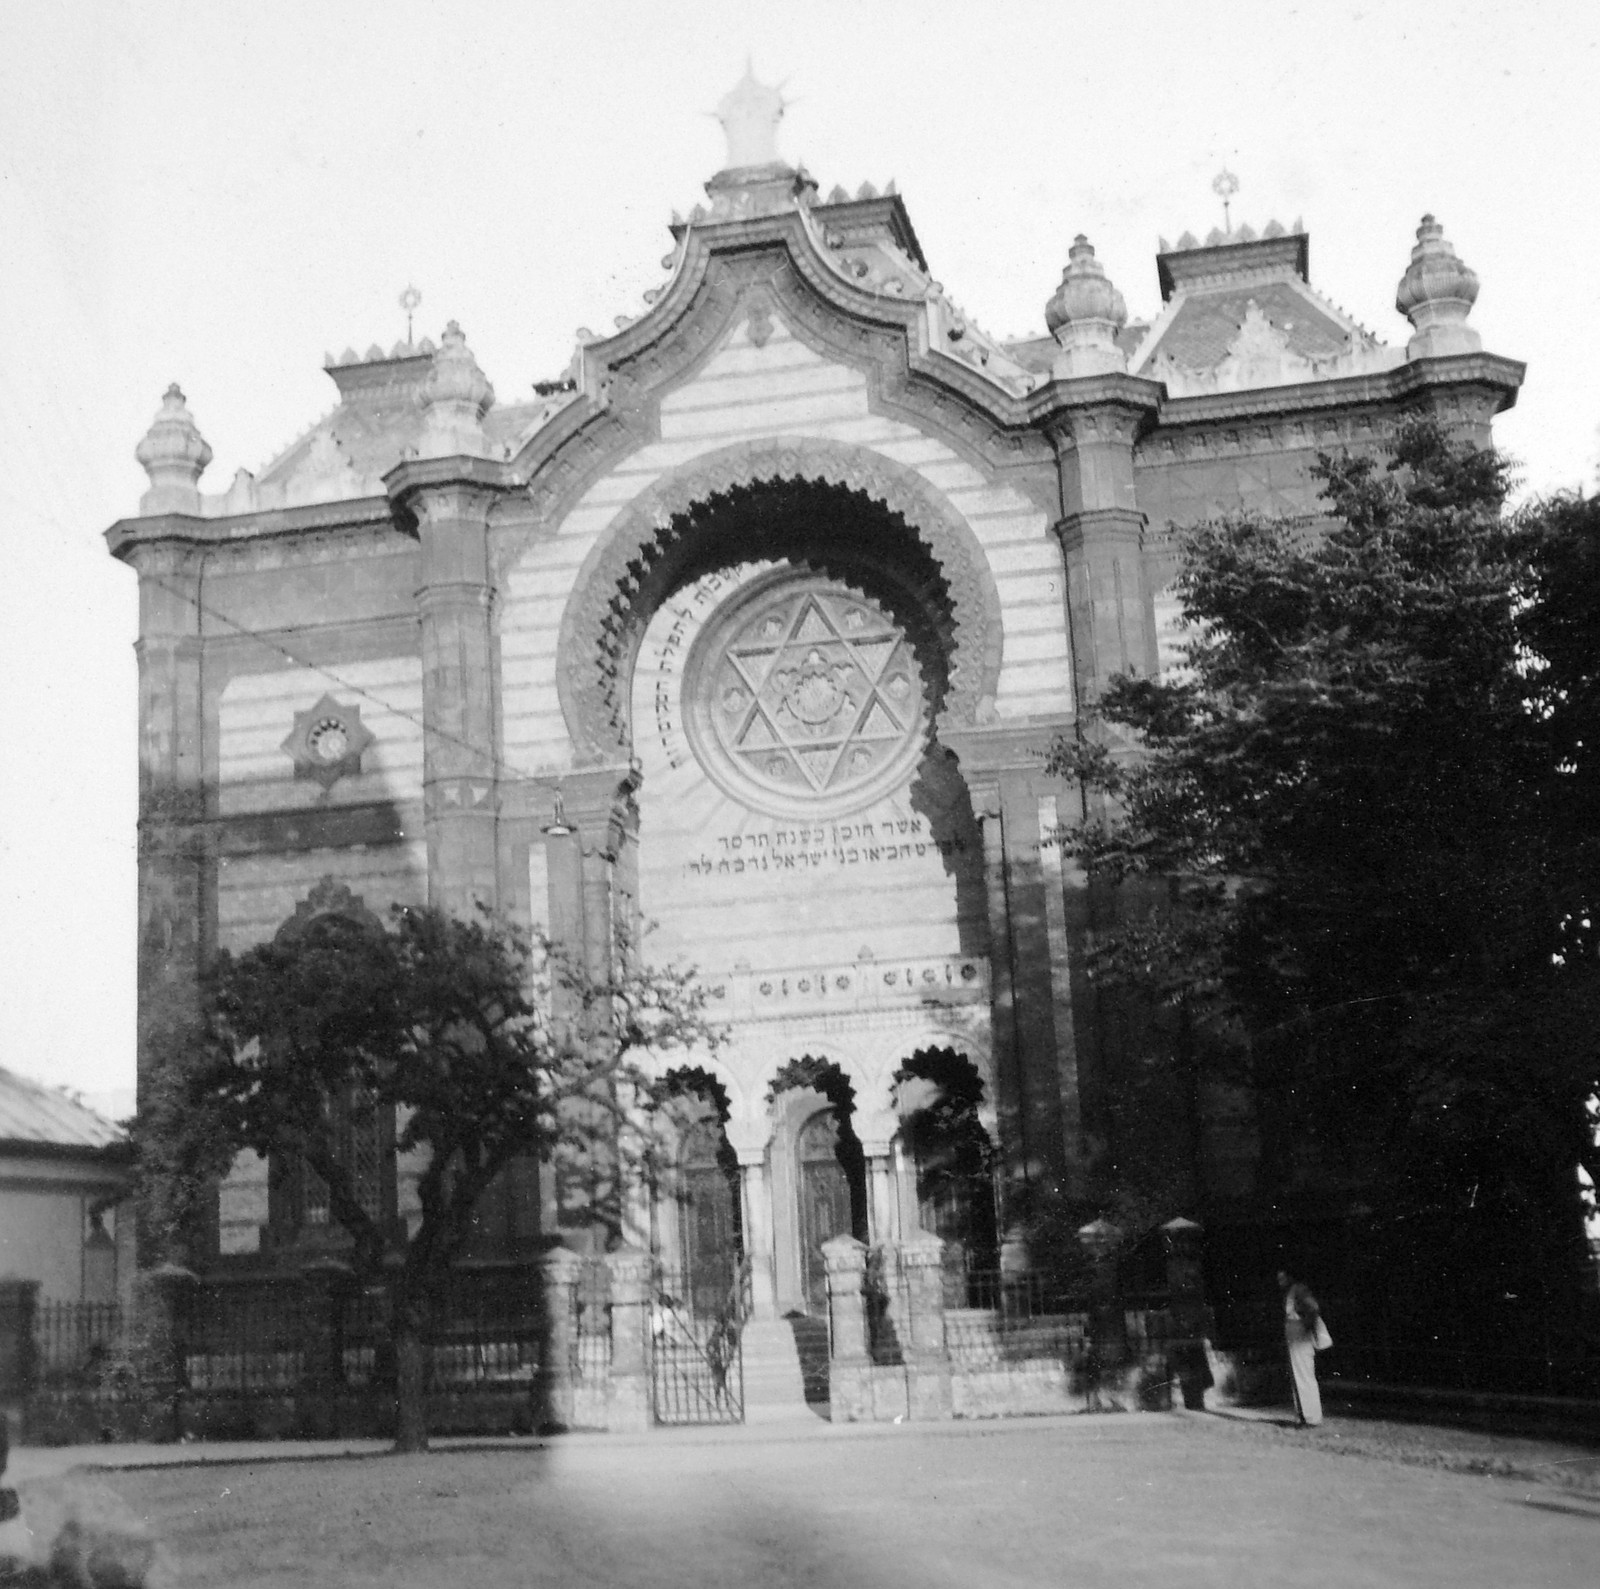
[393,1315,429,1453]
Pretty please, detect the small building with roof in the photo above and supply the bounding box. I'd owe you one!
[0,1068,131,1305]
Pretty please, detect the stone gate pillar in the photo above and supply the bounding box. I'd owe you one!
[898,1233,953,1420]
[604,1245,652,1431]
[822,1235,870,1422]
[1162,1216,1212,1409]
[538,1245,583,1431]
[0,1278,40,1409]
[130,1262,197,1441]
[298,1257,355,1439]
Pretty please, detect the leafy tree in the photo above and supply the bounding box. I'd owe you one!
[1051,423,1600,1345]
[145,905,719,1452]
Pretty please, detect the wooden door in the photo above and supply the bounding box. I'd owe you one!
[681,1120,740,1316]
[798,1111,856,1314]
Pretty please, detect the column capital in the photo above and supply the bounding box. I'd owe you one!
[1044,385,1154,522]
[1054,507,1147,554]
[1037,375,1162,437]
[1045,393,1154,453]
[384,453,513,511]
[855,1112,898,1158]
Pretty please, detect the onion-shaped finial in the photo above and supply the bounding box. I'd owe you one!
[1045,236,1128,378]
[134,384,212,515]
[1395,214,1481,358]
[418,321,496,458]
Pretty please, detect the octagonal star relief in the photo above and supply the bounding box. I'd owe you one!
[282,693,375,791]
[687,578,927,814]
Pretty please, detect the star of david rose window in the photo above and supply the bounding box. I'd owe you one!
[684,576,928,816]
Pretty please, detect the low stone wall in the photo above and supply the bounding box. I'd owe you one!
[822,1228,1213,1425]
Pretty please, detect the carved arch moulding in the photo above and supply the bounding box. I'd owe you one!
[491,233,1064,580]
[549,436,1007,766]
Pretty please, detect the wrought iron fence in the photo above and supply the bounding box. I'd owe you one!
[175,1265,549,1400]
[182,1281,305,1393]
[34,1301,125,1388]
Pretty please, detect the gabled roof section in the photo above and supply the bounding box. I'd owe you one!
[1133,225,1404,396]
[0,1066,125,1151]
[237,346,576,514]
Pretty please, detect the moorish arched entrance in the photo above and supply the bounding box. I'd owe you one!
[613,472,992,1322]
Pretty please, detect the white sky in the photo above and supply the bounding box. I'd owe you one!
[2,0,1597,1110]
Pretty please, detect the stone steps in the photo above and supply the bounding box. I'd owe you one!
[739,1318,827,1423]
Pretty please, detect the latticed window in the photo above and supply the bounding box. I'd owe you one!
[277,1088,392,1236]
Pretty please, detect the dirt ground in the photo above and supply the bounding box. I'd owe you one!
[62,1412,1600,1588]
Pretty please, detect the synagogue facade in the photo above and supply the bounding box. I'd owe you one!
[112,74,1522,1324]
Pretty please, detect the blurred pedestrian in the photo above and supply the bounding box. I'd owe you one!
[1277,1268,1331,1426]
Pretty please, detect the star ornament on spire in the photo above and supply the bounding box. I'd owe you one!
[1212,168,1240,233]
[716,63,787,172]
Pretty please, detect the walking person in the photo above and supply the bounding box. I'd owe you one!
[1277,1268,1331,1426]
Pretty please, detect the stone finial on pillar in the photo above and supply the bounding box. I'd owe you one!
[135,384,212,515]
[1396,214,1482,359]
[1045,236,1129,379]
[418,321,495,459]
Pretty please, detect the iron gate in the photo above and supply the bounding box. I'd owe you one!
[649,1259,748,1425]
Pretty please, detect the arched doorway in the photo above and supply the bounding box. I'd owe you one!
[679,1116,743,1316]
[770,1058,868,1315]
[653,1067,743,1317]
[896,1049,998,1275]
[796,1108,867,1312]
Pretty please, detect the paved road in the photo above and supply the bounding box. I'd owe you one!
[52,1413,1600,1587]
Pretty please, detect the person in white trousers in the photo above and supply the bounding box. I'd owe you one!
[1277,1268,1330,1426]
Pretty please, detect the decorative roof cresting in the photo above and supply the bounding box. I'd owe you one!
[135,384,212,515]
[1395,214,1481,359]
[418,321,496,459]
[1044,235,1128,379]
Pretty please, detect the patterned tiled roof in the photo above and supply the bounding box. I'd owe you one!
[1152,281,1352,370]
[0,1066,126,1151]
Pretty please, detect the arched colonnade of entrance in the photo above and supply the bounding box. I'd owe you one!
[645,1041,998,1322]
